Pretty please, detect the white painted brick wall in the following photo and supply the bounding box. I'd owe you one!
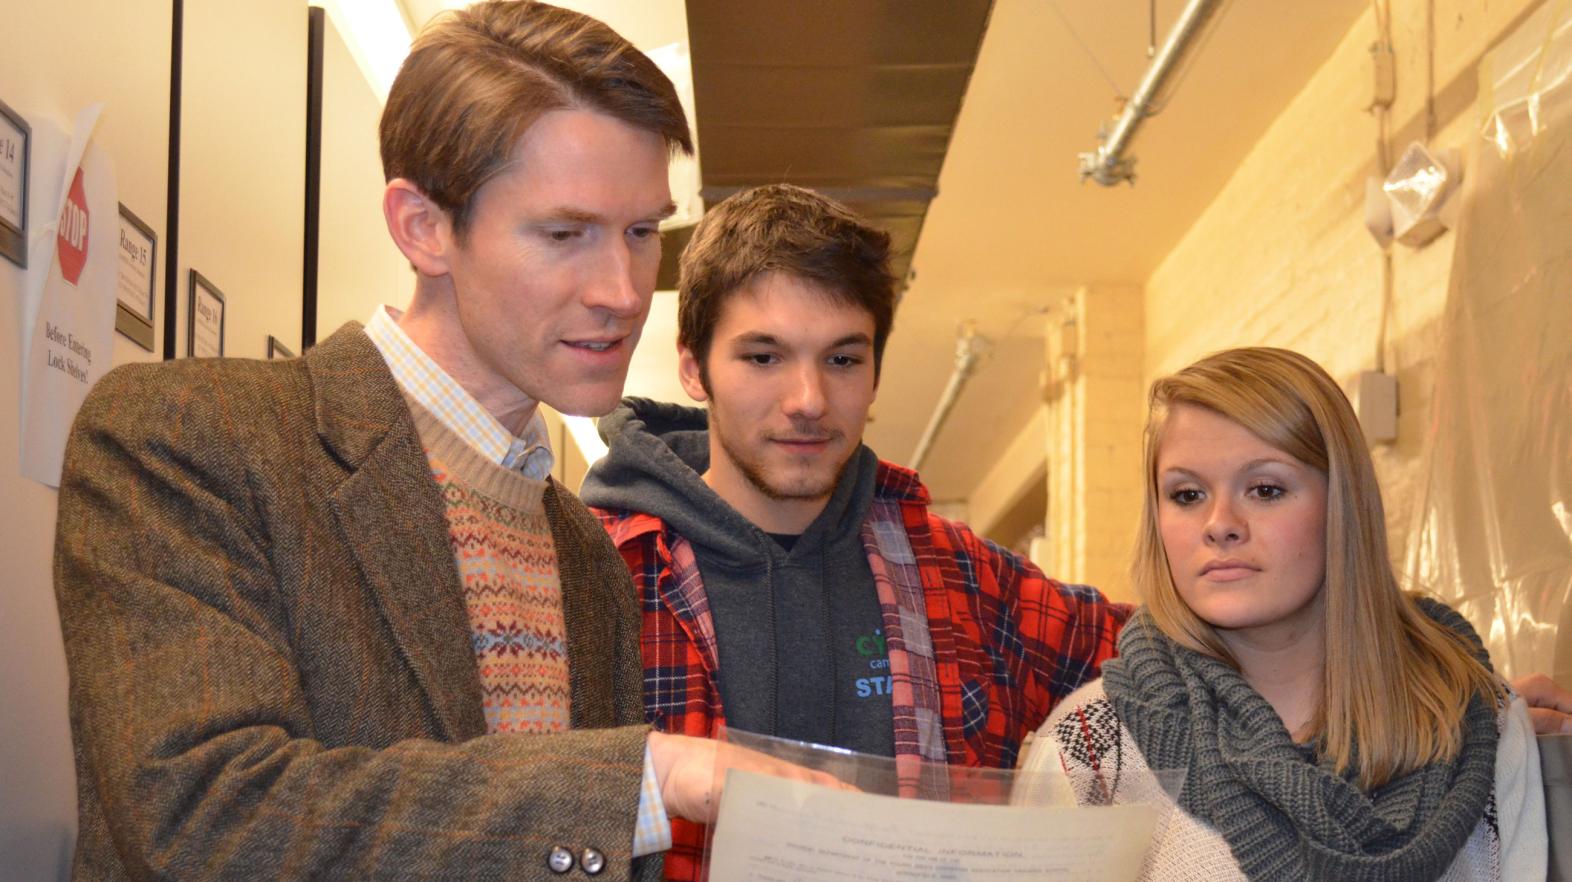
[1143,0,1541,567]
[1045,286,1145,601]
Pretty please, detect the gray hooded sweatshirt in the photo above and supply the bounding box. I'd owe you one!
[580,398,894,757]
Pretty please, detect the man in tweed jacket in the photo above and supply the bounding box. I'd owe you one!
[52,3,743,879]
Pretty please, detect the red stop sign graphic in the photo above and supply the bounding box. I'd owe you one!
[57,167,89,286]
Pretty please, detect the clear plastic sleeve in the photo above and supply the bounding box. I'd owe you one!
[1404,1,1572,687]
[699,727,1183,881]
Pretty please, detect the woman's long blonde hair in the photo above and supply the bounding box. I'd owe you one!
[1133,347,1498,789]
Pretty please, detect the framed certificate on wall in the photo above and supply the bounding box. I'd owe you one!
[187,270,226,357]
[115,204,157,351]
[0,96,29,268]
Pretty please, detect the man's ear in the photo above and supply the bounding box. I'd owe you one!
[383,179,454,277]
[677,344,710,403]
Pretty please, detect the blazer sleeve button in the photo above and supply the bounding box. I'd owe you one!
[580,847,606,875]
[547,846,574,874]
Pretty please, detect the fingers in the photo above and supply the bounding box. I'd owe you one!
[1527,706,1572,736]
[647,731,720,823]
[813,770,859,793]
[647,732,860,825]
[742,751,854,793]
[715,742,857,792]
[1511,672,1572,714]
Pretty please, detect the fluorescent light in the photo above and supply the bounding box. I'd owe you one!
[314,0,412,103]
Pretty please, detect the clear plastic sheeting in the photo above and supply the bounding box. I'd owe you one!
[1479,0,1572,161]
[1405,0,1572,685]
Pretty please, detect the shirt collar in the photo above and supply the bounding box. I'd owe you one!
[364,305,554,480]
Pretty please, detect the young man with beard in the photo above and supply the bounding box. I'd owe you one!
[580,184,1132,881]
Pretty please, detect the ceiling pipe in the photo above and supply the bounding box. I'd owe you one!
[1078,0,1227,186]
[911,326,987,473]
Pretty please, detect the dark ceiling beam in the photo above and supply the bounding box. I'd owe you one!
[680,0,994,288]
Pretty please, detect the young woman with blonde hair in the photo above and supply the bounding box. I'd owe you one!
[1021,347,1545,881]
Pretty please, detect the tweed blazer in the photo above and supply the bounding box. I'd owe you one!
[54,324,659,881]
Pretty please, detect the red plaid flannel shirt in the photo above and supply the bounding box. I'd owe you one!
[592,460,1131,882]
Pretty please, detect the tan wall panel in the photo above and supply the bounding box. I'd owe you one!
[968,406,1045,542]
[177,0,306,359]
[0,2,173,879]
[314,9,409,338]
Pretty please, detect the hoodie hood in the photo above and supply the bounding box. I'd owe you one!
[580,397,877,569]
[581,398,760,570]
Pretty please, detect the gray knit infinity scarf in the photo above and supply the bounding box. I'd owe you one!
[1104,599,1498,882]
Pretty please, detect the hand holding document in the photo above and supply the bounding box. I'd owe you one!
[701,730,1172,882]
[709,770,1156,881]
[647,730,858,824]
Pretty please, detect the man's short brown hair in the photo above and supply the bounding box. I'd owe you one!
[380,1,693,240]
[677,184,898,381]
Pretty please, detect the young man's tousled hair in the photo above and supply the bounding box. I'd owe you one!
[380,0,693,241]
[677,184,898,385]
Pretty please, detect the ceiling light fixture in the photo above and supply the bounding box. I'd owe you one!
[313,0,413,103]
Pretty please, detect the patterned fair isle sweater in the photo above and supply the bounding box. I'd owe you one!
[408,399,570,735]
[1020,680,1547,882]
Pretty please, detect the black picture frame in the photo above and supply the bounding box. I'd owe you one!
[115,204,157,351]
[302,6,324,350]
[266,335,295,359]
[187,269,226,357]
[0,95,30,269]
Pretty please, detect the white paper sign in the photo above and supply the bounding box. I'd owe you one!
[18,104,117,487]
[709,770,1157,882]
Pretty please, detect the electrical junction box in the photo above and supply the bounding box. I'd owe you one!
[1368,42,1396,110]
[1352,370,1399,444]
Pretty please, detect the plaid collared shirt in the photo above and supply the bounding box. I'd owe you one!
[593,459,1133,881]
[365,306,671,858]
[364,305,554,477]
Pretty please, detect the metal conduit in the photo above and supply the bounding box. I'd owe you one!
[1079,0,1227,186]
[910,327,985,472]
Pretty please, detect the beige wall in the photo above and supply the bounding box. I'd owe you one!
[0,3,331,879]
[0,2,173,878]
[1143,0,1543,566]
[176,1,306,359]
[968,407,1046,541]
[314,9,410,338]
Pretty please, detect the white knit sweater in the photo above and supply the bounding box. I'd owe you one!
[1020,680,1547,881]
